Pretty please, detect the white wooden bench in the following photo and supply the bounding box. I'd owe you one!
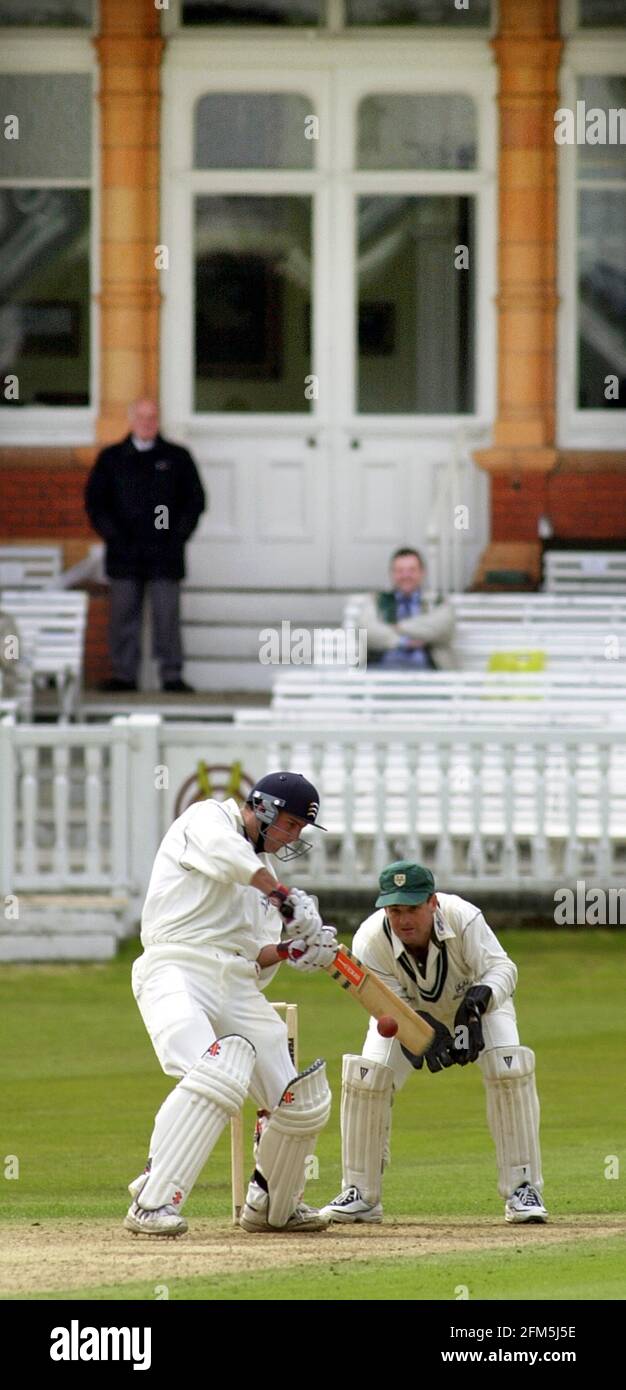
[0,591,88,721]
[545,551,626,594]
[235,669,626,729]
[0,546,62,589]
[343,590,626,671]
[449,593,626,624]
[454,629,626,671]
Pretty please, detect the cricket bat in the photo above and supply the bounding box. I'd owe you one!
[275,937,434,1057]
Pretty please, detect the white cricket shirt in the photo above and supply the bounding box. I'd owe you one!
[353,893,518,1028]
[140,797,282,959]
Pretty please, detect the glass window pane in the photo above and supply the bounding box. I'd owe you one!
[182,0,321,23]
[194,93,315,169]
[346,0,490,25]
[579,1,626,26]
[0,0,93,23]
[576,78,626,181]
[358,93,476,170]
[0,75,91,179]
[194,196,312,413]
[578,190,626,410]
[357,195,475,414]
[0,188,91,407]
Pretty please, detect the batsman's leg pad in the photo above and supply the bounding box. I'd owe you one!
[342,1054,394,1206]
[139,1034,255,1210]
[253,1059,331,1229]
[480,1045,543,1199]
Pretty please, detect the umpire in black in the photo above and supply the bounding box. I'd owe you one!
[85,398,206,693]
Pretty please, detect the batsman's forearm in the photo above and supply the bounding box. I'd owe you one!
[257,944,284,968]
[250,867,282,896]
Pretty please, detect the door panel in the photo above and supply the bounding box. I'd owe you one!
[331,432,445,589]
[187,431,329,587]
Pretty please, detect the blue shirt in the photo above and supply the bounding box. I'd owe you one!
[380,589,430,669]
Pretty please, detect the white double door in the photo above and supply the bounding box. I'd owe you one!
[161,44,494,590]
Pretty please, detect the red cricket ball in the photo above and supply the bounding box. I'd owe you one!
[377,1015,399,1038]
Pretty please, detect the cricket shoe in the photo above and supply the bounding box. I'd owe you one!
[240,1183,328,1233]
[124,1200,188,1237]
[504,1183,548,1224]
[319,1185,383,1224]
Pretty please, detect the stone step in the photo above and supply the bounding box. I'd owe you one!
[180,589,352,624]
[0,893,132,961]
[180,660,276,691]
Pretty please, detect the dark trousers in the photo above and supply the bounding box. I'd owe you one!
[109,577,183,685]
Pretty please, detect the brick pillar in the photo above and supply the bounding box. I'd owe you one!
[475,0,562,476]
[94,0,163,444]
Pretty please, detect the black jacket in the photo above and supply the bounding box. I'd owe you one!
[85,434,206,580]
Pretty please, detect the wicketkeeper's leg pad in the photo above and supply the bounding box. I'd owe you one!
[479,1045,543,1199]
[252,1059,331,1228]
[139,1034,255,1211]
[341,1054,394,1206]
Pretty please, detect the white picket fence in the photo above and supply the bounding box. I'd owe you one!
[0,717,132,895]
[1,715,625,920]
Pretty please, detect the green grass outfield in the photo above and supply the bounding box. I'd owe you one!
[1,929,625,1300]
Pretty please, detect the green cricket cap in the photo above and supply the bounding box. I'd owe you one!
[375,860,436,907]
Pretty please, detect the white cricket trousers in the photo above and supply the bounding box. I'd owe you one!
[132,943,296,1109]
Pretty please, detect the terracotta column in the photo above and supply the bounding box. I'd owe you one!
[94,0,163,444]
[475,0,562,475]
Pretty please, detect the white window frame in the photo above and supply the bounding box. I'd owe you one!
[557,37,626,447]
[161,60,332,436]
[561,0,626,37]
[161,34,496,438]
[161,0,496,39]
[335,62,496,429]
[0,34,99,446]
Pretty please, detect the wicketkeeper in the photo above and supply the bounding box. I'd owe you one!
[321,861,547,1226]
[125,771,336,1237]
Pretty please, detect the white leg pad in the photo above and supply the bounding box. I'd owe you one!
[480,1045,543,1199]
[253,1059,331,1228]
[140,1034,255,1210]
[341,1054,394,1206]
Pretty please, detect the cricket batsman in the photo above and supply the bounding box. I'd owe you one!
[320,861,547,1226]
[125,771,335,1237]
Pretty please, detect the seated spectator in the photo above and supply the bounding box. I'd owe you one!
[356,548,455,670]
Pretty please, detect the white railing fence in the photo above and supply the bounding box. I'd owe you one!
[0,717,131,897]
[1,715,625,907]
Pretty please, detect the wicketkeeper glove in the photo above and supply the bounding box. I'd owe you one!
[401,1011,458,1073]
[284,925,338,973]
[453,985,492,1065]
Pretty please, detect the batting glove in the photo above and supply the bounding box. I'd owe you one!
[281,887,323,945]
[285,925,338,973]
[453,985,492,1065]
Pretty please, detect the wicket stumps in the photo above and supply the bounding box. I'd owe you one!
[230,1002,299,1223]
